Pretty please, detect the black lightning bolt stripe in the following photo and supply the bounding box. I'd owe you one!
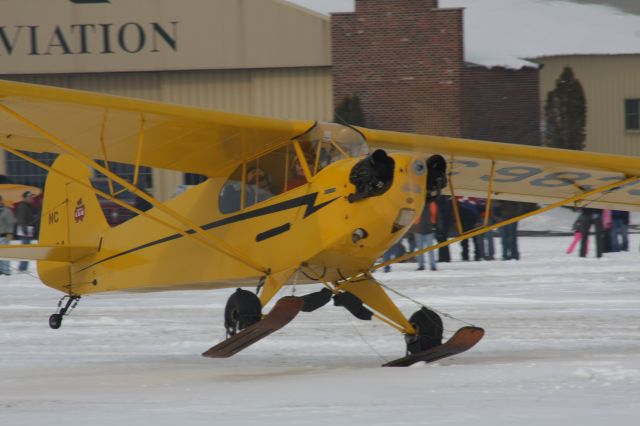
[78,192,339,271]
[256,223,291,242]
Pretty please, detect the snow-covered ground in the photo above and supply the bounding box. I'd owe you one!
[1,233,640,425]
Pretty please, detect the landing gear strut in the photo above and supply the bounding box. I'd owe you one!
[404,307,443,355]
[49,295,81,329]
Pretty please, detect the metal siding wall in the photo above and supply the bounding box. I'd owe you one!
[539,55,640,156]
[160,70,253,111]
[69,74,163,101]
[250,67,332,120]
[1,73,162,100]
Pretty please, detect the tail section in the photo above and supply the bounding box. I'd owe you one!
[38,155,110,292]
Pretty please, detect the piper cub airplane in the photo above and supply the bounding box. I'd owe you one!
[1,79,640,366]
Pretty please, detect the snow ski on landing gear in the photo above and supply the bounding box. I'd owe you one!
[202,296,304,358]
[383,326,485,367]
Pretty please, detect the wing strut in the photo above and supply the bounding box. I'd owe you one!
[483,160,496,227]
[372,174,640,271]
[0,105,266,274]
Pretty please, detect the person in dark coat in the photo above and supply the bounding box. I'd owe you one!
[610,210,629,252]
[458,198,484,261]
[382,242,404,273]
[0,195,16,275]
[435,196,453,262]
[476,198,495,260]
[493,200,522,261]
[413,200,438,271]
[15,191,36,272]
[578,207,603,258]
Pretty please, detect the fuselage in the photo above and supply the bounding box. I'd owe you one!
[42,126,427,295]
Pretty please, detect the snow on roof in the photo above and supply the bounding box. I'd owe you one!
[289,0,640,69]
[440,0,640,68]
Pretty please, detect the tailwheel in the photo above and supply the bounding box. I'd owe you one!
[224,289,262,337]
[49,295,81,330]
[404,307,443,354]
[49,313,63,329]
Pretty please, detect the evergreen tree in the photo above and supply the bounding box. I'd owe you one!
[334,94,366,127]
[544,67,587,150]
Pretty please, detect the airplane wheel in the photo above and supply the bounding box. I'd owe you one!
[405,307,443,354]
[224,289,262,336]
[49,313,63,329]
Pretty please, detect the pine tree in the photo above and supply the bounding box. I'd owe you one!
[334,94,366,127]
[544,67,587,150]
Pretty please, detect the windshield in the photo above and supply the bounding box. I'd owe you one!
[296,122,369,174]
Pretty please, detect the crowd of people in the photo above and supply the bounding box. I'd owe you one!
[382,197,632,272]
[567,207,630,258]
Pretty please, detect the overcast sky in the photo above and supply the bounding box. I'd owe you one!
[285,0,640,68]
[287,0,354,14]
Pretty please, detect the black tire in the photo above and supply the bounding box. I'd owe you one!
[49,313,63,330]
[224,289,262,336]
[405,307,443,354]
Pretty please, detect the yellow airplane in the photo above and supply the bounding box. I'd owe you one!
[1,79,639,366]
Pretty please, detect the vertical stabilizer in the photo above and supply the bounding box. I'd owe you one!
[38,155,109,292]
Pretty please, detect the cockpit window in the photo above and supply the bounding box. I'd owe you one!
[219,123,369,214]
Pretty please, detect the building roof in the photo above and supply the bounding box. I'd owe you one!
[289,0,640,69]
[442,0,640,68]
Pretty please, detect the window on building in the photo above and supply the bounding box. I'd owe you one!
[625,99,640,130]
[92,161,153,225]
[6,151,58,188]
[93,161,153,191]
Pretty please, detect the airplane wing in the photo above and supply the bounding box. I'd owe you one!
[360,128,640,212]
[0,79,314,177]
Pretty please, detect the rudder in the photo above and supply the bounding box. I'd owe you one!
[38,155,109,291]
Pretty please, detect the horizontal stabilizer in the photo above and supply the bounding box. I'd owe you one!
[0,244,96,262]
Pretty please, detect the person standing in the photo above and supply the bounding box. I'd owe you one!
[458,198,484,261]
[567,213,587,255]
[382,242,403,273]
[435,196,453,263]
[477,199,495,260]
[578,207,603,258]
[493,200,522,261]
[16,191,36,272]
[414,200,438,271]
[610,210,629,252]
[0,195,16,275]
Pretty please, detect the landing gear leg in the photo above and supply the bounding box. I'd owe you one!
[49,295,81,329]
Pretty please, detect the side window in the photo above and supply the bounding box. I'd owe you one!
[219,167,243,214]
[220,144,294,214]
[284,148,308,191]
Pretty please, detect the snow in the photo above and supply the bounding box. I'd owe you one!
[441,0,640,68]
[2,227,640,425]
[286,0,640,69]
